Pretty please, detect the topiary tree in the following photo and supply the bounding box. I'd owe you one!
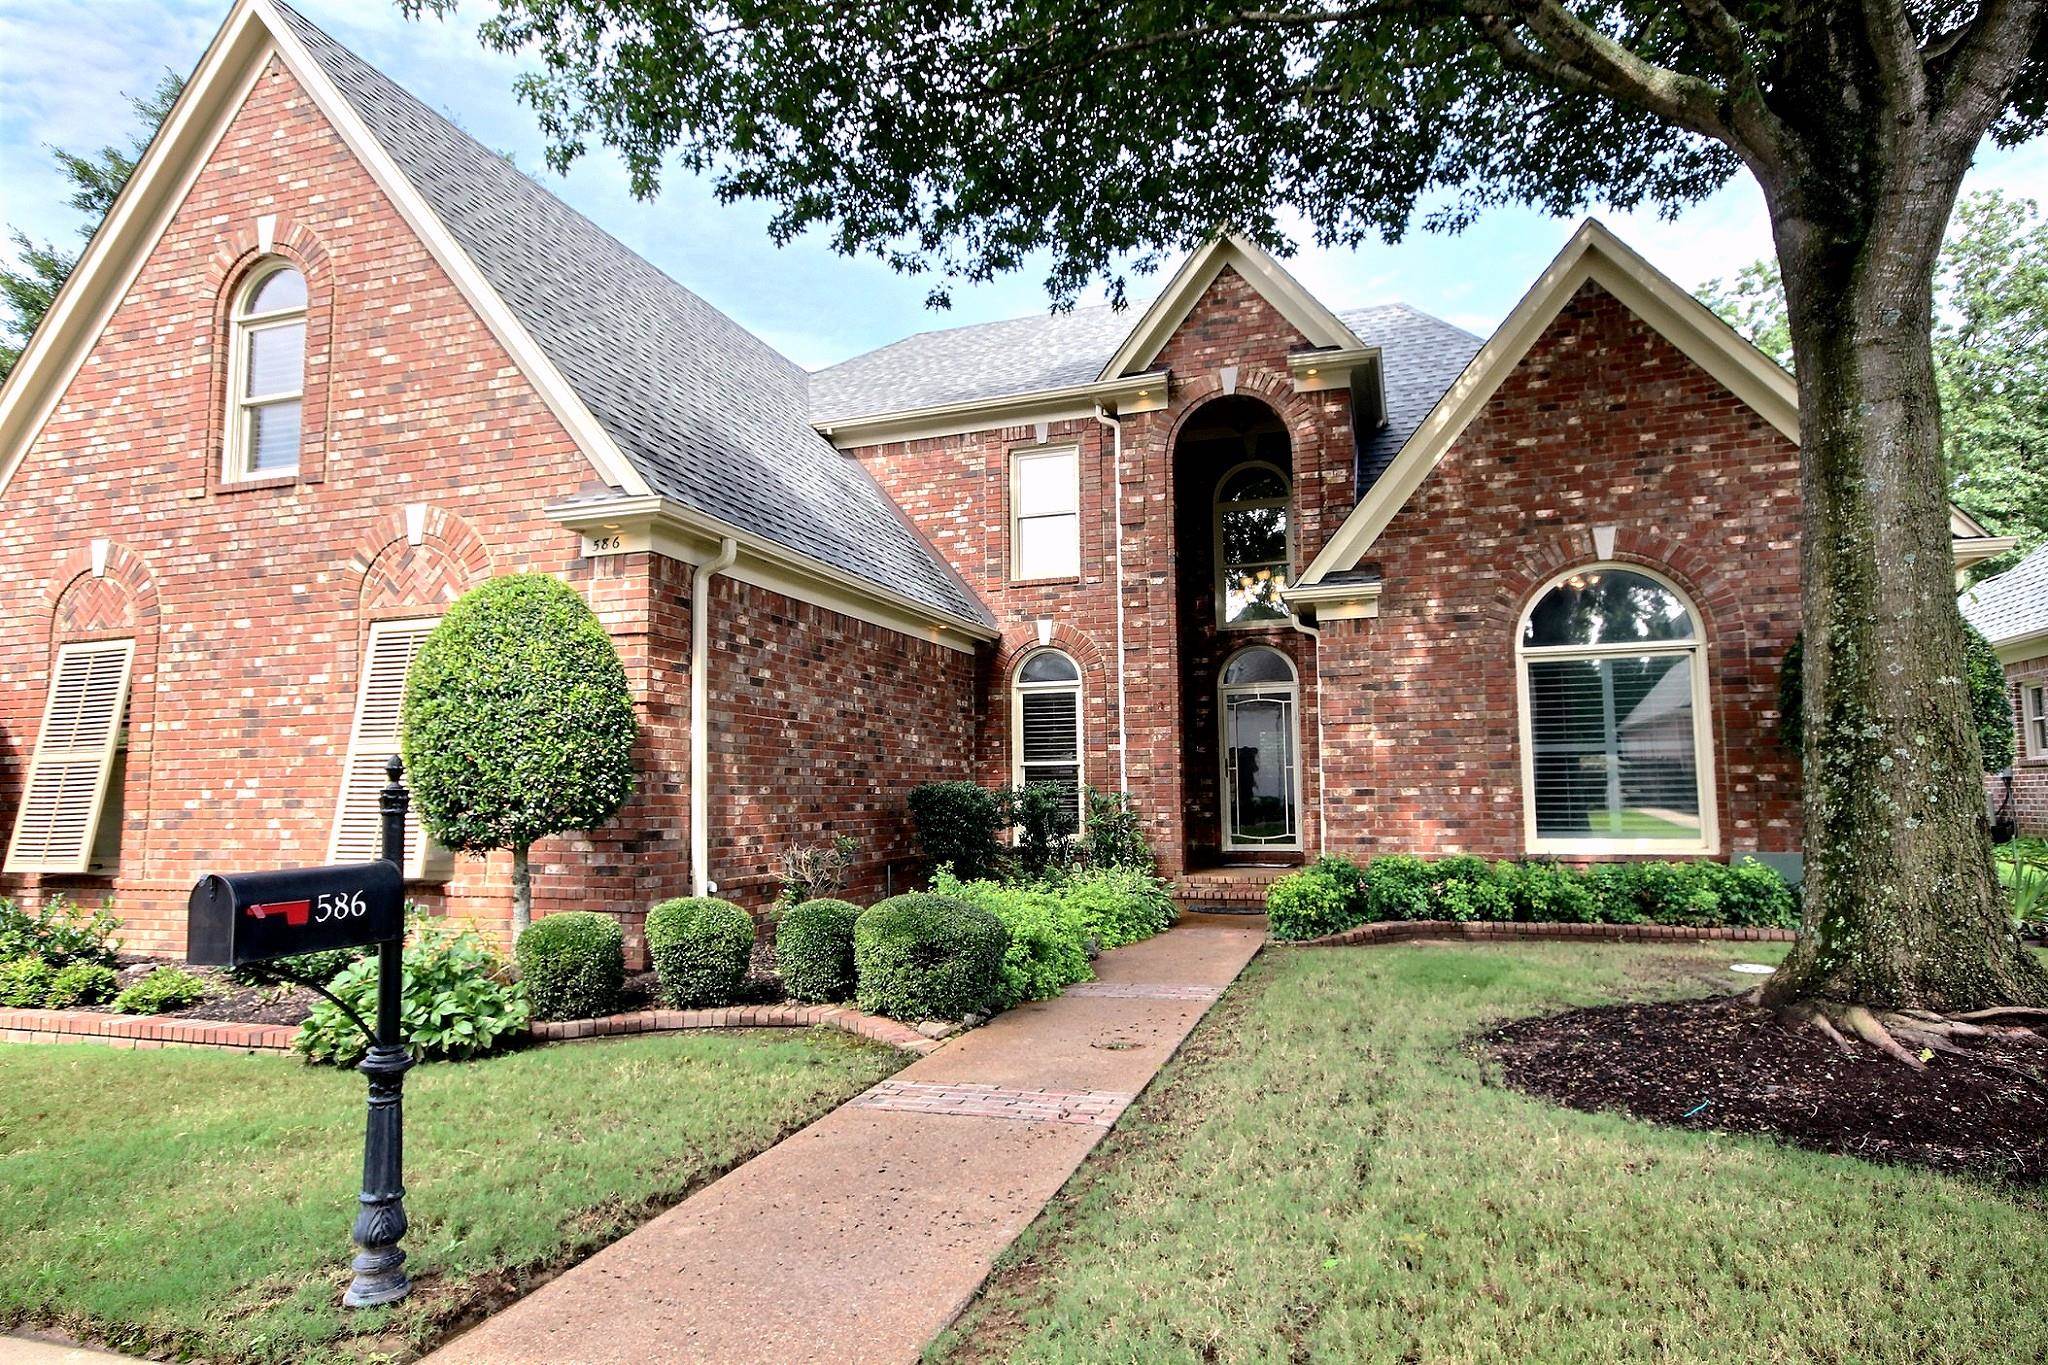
[402,574,637,936]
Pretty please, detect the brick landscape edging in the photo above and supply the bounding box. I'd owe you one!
[0,1002,943,1057]
[1297,920,1800,948]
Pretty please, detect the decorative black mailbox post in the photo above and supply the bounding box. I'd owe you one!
[187,755,415,1308]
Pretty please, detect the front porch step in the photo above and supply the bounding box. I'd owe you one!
[1173,866,1289,914]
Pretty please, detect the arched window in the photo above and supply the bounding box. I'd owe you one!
[1517,565,1716,853]
[1215,461,1291,627]
[1012,649,1082,825]
[1219,645,1300,850]
[224,261,307,479]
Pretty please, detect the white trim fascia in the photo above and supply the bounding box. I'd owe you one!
[1992,627,2048,666]
[548,495,998,652]
[0,4,268,499]
[1954,535,2019,569]
[1098,232,1366,383]
[1299,219,1801,586]
[0,0,646,503]
[814,371,1168,448]
[1287,345,1380,396]
[1282,579,1383,620]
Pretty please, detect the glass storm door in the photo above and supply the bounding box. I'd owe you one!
[1222,687,1298,850]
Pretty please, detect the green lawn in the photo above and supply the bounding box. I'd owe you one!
[1,1030,899,1363]
[935,940,2048,1365]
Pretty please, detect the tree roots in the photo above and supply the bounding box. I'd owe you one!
[1776,996,2047,1079]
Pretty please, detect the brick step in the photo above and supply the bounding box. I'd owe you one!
[1174,866,1290,910]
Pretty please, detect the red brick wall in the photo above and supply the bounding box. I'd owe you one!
[703,575,979,912]
[1993,654,2048,837]
[1319,280,1804,860]
[0,60,686,955]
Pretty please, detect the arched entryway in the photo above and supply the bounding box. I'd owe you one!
[1170,394,1305,866]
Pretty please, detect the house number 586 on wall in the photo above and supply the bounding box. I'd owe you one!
[315,889,368,922]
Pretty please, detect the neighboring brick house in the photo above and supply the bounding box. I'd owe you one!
[1961,545,2048,838]
[0,1,2005,952]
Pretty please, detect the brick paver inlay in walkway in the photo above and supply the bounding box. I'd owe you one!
[1063,980,1224,1000]
[850,1079,1135,1126]
[425,913,1265,1365]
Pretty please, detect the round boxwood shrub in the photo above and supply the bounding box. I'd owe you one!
[516,911,626,1021]
[776,898,861,1003]
[646,897,754,1007]
[853,893,1009,1022]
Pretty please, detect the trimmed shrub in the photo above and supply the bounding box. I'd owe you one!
[516,911,626,1021]
[1427,856,1512,922]
[45,961,119,1008]
[111,966,207,1016]
[298,918,529,1066]
[1362,855,1434,921]
[776,898,862,1003]
[0,955,56,1007]
[907,782,1009,881]
[853,893,1009,1021]
[645,897,755,1008]
[1061,866,1177,949]
[0,895,119,968]
[934,871,1092,1007]
[1497,860,1599,923]
[1267,866,1361,941]
[1082,789,1153,872]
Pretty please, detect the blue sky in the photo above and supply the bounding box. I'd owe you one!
[3,0,2044,369]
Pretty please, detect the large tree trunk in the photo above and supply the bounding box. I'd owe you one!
[1763,168,2048,1014]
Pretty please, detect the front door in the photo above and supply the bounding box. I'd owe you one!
[1220,648,1300,852]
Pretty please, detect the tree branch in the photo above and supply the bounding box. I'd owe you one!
[1931,0,2048,147]
[1861,0,1931,120]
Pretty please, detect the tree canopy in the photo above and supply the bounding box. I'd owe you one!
[1,70,182,381]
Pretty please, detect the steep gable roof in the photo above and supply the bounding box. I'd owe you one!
[1,0,988,631]
[1960,542,2048,657]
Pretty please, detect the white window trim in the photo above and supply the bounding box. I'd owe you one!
[222,260,306,482]
[1010,649,1085,827]
[1515,562,1719,856]
[1008,445,1081,583]
[2024,683,2048,760]
[1214,458,1294,631]
[4,638,136,875]
[1218,645,1302,853]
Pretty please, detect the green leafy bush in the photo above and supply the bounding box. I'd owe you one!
[1266,866,1360,940]
[297,918,529,1066]
[1427,855,1512,922]
[111,967,207,1016]
[0,955,56,1007]
[645,897,755,1008]
[1008,783,1078,881]
[44,962,120,1008]
[853,893,1009,1021]
[907,782,1010,881]
[934,871,1092,1007]
[1362,855,1434,921]
[0,895,119,968]
[776,898,862,1003]
[403,573,638,935]
[515,911,625,1021]
[1496,860,1599,923]
[1082,789,1153,871]
[1061,866,1177,949]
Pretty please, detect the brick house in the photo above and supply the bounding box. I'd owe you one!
[0,0,2004,955]
[1961,544,2048,838]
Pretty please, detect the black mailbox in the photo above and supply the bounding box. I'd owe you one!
[187,861,405,968]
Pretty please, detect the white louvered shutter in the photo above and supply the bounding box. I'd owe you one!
[330,618,447,879]
[5,639,135,874]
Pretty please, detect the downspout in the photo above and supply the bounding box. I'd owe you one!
[691,536,740,896]
[1288,611,1328,853]
[1092,406,1129,793]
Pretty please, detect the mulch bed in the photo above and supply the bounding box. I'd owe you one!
[1488,994,2048,1183]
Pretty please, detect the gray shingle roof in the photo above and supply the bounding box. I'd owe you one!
[1960,542,2048,648]
[809,299,1483,501]
[275,3,989,629]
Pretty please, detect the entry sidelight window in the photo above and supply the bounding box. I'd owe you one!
[1012,649,1083,825]
[1215,462,1291,627]
[1517,565,1715,853]
[5,639,135,875]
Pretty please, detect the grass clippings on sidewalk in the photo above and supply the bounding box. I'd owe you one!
[935,940,2048,1365]
[1,1030,899,1363]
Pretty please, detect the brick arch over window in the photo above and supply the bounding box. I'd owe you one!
[203,217,335,488]
[988,623,1113,782]
[345,507,494,622]
[1164,373,1322,461]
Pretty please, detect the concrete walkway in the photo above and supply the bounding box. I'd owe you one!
[426,913,1263,1365]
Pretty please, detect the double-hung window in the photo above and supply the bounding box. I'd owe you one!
[224,261,307,480]
[2025,683,2048,759]
[1010,447,1080,581]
